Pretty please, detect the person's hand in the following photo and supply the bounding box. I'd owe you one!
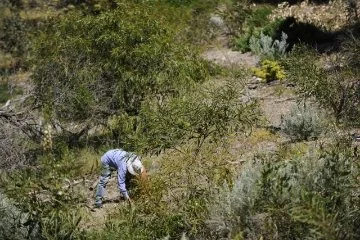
[127,197,135,210]
[118,194,126,201]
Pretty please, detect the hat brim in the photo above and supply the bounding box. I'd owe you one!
[127,162,138,176]
[127,158,143,176]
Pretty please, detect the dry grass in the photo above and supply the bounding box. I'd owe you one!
[77,148,102,176]
[270,0,353,31]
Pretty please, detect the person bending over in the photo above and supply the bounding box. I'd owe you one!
[94,149,145,208]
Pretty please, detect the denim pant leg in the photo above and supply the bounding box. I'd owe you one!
[95,162,111,206]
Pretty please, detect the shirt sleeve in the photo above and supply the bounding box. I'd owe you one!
[117,161,129,199]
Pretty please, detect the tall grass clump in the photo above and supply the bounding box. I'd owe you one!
[208,137,360,239]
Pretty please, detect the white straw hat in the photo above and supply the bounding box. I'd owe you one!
[126,153,143,176]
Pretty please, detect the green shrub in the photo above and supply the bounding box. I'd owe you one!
[107,76,260,153]
[31,1,211,123]
[284,45,360,125]
[83,77,259,239]
[252,59,285,82]
[2,152,87,239]
[246,5,273,28]
[0,82,23,103]
[237,18,285,54]
[0,82,12,103]
[0,4,28,57]
[249,31,288,60]
[262,17,284,35]
[232,2,284,52]
[235,31,252,52]
[86,140,241,239]
[222,0,251,38]
[0,1,33,71]
[281,104,327,141]
[208,137,360,239]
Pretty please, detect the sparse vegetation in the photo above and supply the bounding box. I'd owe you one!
[0,0,359,239]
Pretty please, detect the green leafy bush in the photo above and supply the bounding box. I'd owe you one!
[249,31,288,59]
[107,76,260,153]
[236,20,286,53]
[86,140,241,239]
[31,1,211,123]
[281,104,327,141]
[222,0,251,38]
[233,5,274,52]
[246,5,273,28]
[0,82,23,103]
[252,59,285,82]
[2,152,87,240]
[208,138,360,239]
[235,32,252,52]
[0,1,32,73]
[231,3,284,53]
[0,2,29,58]
[284,45,360,125]
[0,192,30,240]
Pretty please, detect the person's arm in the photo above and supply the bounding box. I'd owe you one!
[117,164,130,200]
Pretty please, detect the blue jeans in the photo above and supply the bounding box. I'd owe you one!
[94,162,111,207]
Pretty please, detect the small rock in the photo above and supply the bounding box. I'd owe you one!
[209,14,225,29]
[267,80,280,86]
[248,76,262,84]
[352,133,360,142]
[248,84,258,90]
[286,82,295,87]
